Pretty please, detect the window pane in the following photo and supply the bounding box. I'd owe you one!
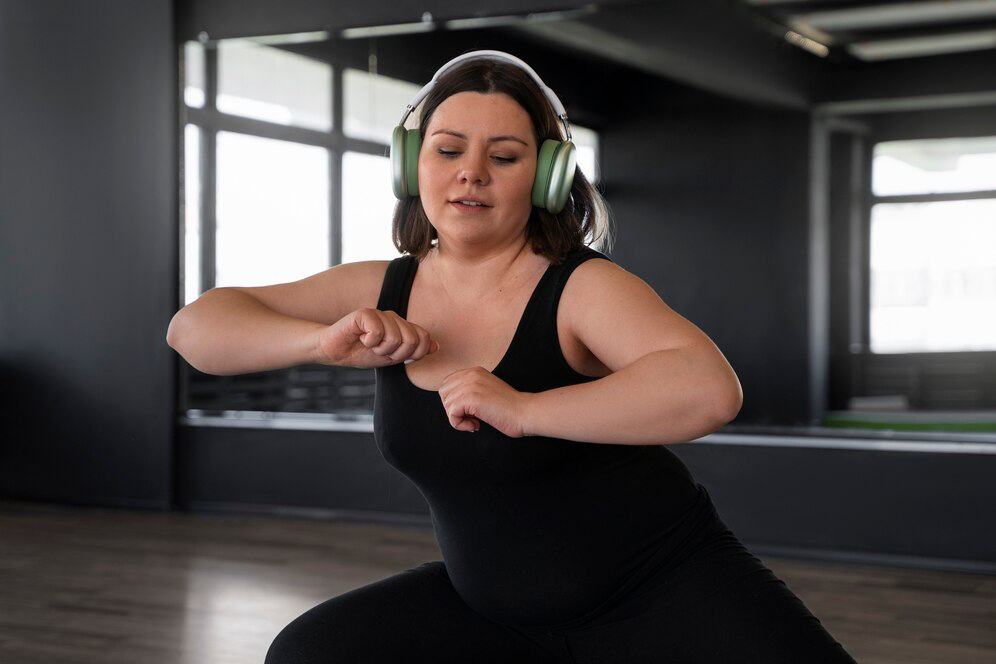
[184,124,202,305]
[344,68,420,144]
[873,136,996,196]
[870,200,996,353]
[184,41,205,108]
[342,152,402,263]
[216,132,329,287]
[572,124,599,184]
[217,39,331,131]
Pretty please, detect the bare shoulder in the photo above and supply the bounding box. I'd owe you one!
[559,256,715,372]
[229,259,394,326]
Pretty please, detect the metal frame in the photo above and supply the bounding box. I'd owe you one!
[183,41,390,297]
[178,40,393,415]
[815,102,996,415]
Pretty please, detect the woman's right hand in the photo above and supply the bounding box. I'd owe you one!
[317,308,439,369]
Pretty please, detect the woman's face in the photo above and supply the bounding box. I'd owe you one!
[418,91,537,250]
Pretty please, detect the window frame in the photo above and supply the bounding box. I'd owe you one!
[834,134,996,413]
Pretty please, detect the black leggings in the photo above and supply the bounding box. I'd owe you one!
[264,526,857,664]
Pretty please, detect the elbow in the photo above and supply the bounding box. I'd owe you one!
[714,378,743,424]
[165,308,187,352]
[165,308,211,372]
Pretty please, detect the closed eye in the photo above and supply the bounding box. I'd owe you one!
[436,149,517,164]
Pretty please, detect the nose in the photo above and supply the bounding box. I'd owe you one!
[458,149,490,186]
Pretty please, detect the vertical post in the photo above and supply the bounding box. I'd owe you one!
[201,43,218,292]
[809,113,830,425]
[331,65,343,267]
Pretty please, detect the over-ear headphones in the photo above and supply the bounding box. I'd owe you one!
[391,50,577,214]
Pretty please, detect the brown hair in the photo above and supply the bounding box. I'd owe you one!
[391,56,613,264]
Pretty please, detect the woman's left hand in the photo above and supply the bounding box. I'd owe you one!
[438,367,531,437]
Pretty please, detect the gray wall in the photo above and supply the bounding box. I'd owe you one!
[600,89,812,425]
[0,0,177,508]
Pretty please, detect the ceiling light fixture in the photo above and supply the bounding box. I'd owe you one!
[785,30,830,57]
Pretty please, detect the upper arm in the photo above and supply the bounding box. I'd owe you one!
[561,259,734,376]
[225,259,391,325]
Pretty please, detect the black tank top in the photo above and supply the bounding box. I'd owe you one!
[374,246,718,629]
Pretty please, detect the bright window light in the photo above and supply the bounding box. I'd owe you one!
[870,199,996,353]
[215,132,329,287]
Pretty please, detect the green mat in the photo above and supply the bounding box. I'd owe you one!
[822,411,996,433]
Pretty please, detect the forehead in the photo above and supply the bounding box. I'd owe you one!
[426,92,534,140]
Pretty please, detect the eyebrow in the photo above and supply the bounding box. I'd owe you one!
[430,129,529,146]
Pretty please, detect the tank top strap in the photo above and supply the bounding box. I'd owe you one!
[501,245,613,392]
[548,246,613,305]
[376,254,418,315]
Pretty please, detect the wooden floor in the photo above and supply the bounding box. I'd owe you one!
[1,500,993,664]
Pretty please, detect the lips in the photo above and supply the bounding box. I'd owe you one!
[449,198,491,207]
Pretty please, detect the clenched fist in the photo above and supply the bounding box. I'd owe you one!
[317,308,439,369]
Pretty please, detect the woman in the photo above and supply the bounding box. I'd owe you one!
[167,51,856,663]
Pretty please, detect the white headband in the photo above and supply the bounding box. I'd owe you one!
[398,49,572,141]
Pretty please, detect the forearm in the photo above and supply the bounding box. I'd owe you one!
[166,288,327,375]
[522,348,741,445]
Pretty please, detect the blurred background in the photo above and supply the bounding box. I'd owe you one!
[1,0,995,662]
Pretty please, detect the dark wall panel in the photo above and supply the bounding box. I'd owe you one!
[177,425,996,568]
[176,426,429,519]
[673,443,996,567]
[600,94,812,425]
[0,0,176,507]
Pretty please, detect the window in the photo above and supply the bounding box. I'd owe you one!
[217,39,332,131]
[830,134,996,418]
[215,132,329,287]
[870,138,996,354]
[342,152,398,263]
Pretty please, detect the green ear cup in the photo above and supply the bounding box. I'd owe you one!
[532,139,576,213]
[546,141,576,214]
[532,140,559,208]
[404,129,421,197]
[391,125,407,199]
[391,126,423,198]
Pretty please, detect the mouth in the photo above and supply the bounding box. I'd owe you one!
[449,199,492,212]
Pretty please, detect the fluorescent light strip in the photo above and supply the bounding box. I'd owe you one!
[247,31,330,46]
[340,22,435,39]
[816,90,996,114]
[848,28,996,60]
[445,7,595,31]
[784,30,830,57]
[800,0,996,31]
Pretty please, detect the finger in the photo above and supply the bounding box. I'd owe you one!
[402,326,430,362]
[387,319,421,362]
[407,326,435,361]
[440,388,481,432]
[370,314,404,357]
[447,412,479,432]
[355,309,385,348]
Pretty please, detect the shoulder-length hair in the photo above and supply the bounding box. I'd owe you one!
[391,56,614,265]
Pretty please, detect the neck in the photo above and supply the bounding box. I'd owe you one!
[426,237,545,305]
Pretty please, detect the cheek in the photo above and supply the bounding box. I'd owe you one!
[416,154,433,196]
[511,164,536,204]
